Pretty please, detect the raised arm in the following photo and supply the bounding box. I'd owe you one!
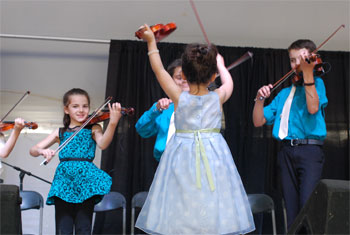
[215,54,234,104]
[140,24,182,107]
[299,55,319,114]
[136,98,172,138]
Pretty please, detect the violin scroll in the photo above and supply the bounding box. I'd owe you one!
[121,107,135,116]
[308,54,325,76]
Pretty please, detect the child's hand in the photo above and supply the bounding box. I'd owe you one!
[14,118,25,131]
[299,54,315,75]
[108,102,122,125]
[139,24,156,43]
[40,149,55,163]
[156,98,173,112]
[256,84,273,100]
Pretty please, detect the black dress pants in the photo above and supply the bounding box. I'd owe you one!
[277,144,324,228]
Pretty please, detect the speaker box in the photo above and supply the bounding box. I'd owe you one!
[0,184,22,235]
[288,179,349,234]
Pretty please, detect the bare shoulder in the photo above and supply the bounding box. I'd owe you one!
[51,128,60,140]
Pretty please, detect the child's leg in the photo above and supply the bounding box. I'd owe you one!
[55,197,75,235]
[74,197,95,235]
[277,146,299,228]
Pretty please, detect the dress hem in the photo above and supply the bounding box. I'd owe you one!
[135,225,256,235]
[46,193,107,205]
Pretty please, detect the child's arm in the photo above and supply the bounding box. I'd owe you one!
[135,98,172,138]
[214,54,234,104]
[0,118,25,158]
[299,54,319,114]
[140,24,182,106]
[93,102,122,150]
[30,128,59,163]
[253,84,273,127]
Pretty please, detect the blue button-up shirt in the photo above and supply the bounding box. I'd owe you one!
[135,102,174,161]
[264,77,328,141]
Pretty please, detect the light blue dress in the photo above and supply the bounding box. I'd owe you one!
[136,91,255,234]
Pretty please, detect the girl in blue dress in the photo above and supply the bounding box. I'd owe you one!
[136,25,255,234]
[30,88,122,235]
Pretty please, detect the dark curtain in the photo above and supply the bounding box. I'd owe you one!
[93,40,349,234]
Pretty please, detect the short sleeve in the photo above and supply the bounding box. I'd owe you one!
[263,95,280,125]
[315,77,328,109]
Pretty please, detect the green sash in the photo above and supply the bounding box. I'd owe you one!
[175,128,220,191]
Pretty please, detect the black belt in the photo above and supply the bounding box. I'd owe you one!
[282,139,324,146]
[60,158,93,162]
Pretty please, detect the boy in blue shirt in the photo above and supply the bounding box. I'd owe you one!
[253,39,327,228]
[136,59,189,161]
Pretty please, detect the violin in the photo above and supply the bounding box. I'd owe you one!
[88,107,135,125]
[0,121,38,132]
[135,23,177,42]
[291,54,325,85]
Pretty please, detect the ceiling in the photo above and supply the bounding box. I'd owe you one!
[1,1,348,50]
[0,0,349,133]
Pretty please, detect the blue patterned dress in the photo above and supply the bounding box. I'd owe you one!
[136,91,255,234]
[46,126,112,205]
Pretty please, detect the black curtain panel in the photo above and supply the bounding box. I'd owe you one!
[93,40,349,234]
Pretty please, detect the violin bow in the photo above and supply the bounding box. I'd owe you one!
[259,24,345,100]
[40,97,112,166]
[0,91,30,123]
[189,0,211,45]
[190,0,254,88]
[313,24,345,54]
[215,51,253,78]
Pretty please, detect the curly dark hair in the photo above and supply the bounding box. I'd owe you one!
[62,88,90,129]
[181,43,218,85]
[288,39,316,53]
